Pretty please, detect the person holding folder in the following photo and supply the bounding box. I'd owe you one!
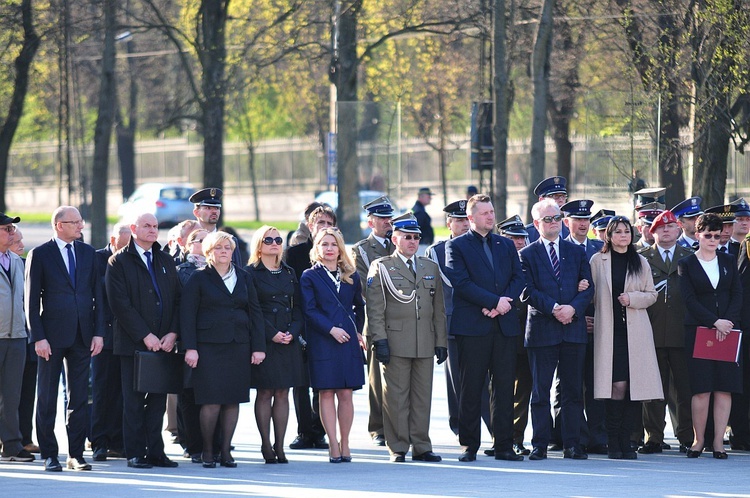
[678,213,743,459]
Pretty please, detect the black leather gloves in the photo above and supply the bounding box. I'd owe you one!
[435,347,448,365]
[373,339,390,365]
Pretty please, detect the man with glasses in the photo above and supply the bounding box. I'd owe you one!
[444,195,525,462]
[366,212,447,462]
[25,206,105,471]
[283,205,337,450]
[352,196,395,447]
[525,176,570,243]
[0,214,34,463]
[90,223,131,462]
[519,199,594,460]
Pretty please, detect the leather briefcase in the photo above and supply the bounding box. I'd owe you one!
[133,350,185,394]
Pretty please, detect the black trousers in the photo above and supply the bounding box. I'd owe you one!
[456,332,516,453]
[18,353,37,446]
[36,333,90,459]
[90,348,123,452]
[119,355,167,459]
[446,336,492,437]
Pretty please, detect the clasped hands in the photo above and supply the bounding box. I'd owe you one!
[482,296,513,318]
[714,319,734,342]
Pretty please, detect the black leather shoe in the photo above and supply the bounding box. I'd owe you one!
[586,444,608,455]
[66,456,92,471]
[495,450,523,461]
[713,451,728,459]
[412,451,441,462]
[312,437,329,449]
[107,449,125,459]
[44,456,63,472]
[660,442,671,450]
[529,448,547,460]
[221,459,238,467]
[483,448,495,456]
[458,450,477,462]
[513,443,530,456]
[563,447,588,460]
[92,447,108,462]
[371,434,386,447]
[548,443,563,451]
[127,457,153,468]
[148,455,178,468]
[686,448,702,458]
[289,436,313,449]
[638,441,663,454]
[390,452,406,462]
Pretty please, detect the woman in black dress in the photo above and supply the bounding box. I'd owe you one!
[678,213,743,459]
[246,225,305,464]
[181,231,266,468]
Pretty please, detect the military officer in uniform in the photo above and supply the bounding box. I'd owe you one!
[351,195,395,446]
[188,188,244,267]
[366,213,447,463]
[672,196,703,249]
[634,203,664,250]
[590,210,616,243]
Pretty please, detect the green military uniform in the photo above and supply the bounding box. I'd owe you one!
[638,242,695,448]
[366,253,447,456]
[352,233,392,440]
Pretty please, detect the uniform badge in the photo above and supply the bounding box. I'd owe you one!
[367,277,373,287]
[424,275,435,280]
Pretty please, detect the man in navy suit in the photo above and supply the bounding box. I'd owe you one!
[445,195,526,462]
[519,199,594,460]
[25,206,105,472]
[563,200,607,454]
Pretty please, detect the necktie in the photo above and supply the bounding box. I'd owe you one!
[0,252,9,272]
[549,241,560,280]
[144,251,162,302]
[65,243,76,287]
[664,249,671,267]
[483,237,494,269]
[384,239,391,252]
[719,246,728,253]
[407,258,416,277]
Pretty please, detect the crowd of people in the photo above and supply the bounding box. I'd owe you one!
[0,178,748,472]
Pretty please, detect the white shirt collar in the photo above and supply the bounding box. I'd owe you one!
[396,251,414,268]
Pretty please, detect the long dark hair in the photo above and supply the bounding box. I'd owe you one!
[602,216,643,276]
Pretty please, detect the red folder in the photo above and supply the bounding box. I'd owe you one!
[693,327,742,363]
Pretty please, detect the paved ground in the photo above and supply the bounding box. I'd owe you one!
[2,363,749,497]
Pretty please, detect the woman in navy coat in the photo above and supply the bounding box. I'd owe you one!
[300,227,365,462]
[678,213,743,459]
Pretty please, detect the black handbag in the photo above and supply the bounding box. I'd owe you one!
[133,350,185,394]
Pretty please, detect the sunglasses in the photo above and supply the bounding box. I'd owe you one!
[539,215,563,223]
[700,233,722,240]
[263,236,284,245]
[402,234,421,241]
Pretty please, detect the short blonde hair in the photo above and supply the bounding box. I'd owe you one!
[248,225,281,267]
[310,227,355,284]
[202,231,236,265]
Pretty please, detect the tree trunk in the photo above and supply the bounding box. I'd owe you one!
[692,99,730,207]
[116,38,138,201]
[0,0,40,213]
[200,0,228,196]
[90,0,117,248]
[527,0,553,218]
[549,111,572,181]
[492,0,510,219]
[247,143,260,222]
[335,0,363,241]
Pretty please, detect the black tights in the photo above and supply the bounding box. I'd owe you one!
[255,388,290,458]
[200,403,239,461]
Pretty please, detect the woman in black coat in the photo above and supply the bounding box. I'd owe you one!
[678,213,743,459]
[181,231,266,468]
[176,228,208,286]
[245,225,306,464]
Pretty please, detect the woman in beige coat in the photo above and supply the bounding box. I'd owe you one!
[590,216,663,459]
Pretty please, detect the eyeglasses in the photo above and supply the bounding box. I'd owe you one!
[402,234,421,241]
[59,219,85,226]
[701,233,722,240]
[1,224,16,234]
[263,236,284,245]
[539,215,563,223]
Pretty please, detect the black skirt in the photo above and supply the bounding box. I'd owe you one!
[250,339,307,389]
[684,326,742,395]
[192,341,251,404]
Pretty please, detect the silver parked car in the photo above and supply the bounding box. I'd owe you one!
[118,183,196,228]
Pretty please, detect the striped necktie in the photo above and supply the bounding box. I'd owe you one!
[549,241,560,280]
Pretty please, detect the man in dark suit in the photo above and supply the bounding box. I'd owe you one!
[732,234,750,449]
[352,196,394,446]
[25,206,105,472]
[90,223,131,461]
[525,176,570,243]
[106,213,181,469]
[283,205,336,450]
[411,187,435,246]
[638,210,694,453]
[445,195,526,462]
[562,200,607,454]
[519,199,595,460]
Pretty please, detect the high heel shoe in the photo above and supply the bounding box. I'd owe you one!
[686,449,703,458]
[713,451,728,459]
[329,456,342,463]
[341,455,352,462]
[273,444,288,463]
[261,446,277,464]
[202,453,216,468]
